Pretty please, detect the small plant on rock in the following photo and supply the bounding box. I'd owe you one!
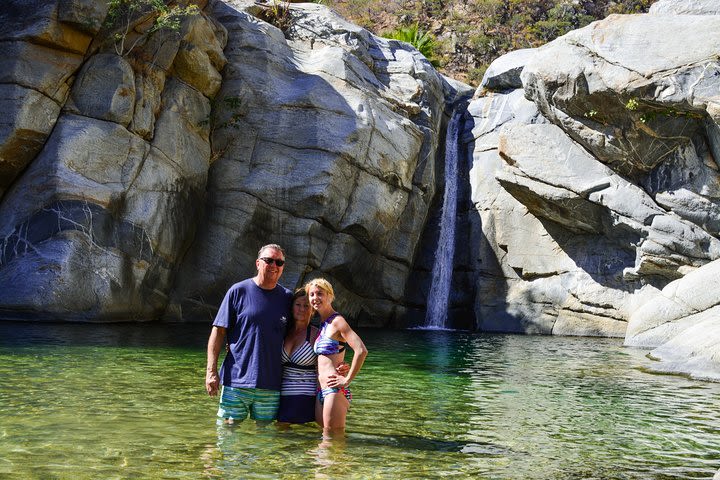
[384,24,439,66]
[104,0,200,56]
[625,97,704,124]
[255,1,293,32]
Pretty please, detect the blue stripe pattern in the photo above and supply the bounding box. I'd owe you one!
[281,340,318,397]
[217,386,280,421]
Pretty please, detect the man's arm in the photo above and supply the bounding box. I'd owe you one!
[205,326,226,396]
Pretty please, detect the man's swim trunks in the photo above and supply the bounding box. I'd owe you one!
[217,386,280,422]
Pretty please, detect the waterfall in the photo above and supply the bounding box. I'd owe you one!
[423,108,464,330]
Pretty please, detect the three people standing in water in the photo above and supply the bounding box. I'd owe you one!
[206,243,367,438]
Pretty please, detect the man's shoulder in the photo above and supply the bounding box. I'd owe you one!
[228,279,291,297]
[227,279,292,299]
[276,283,292,297]
[228,278,254,292]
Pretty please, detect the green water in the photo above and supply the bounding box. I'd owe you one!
[1,323,719,479]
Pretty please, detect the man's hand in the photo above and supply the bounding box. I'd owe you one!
[336,361,350,376]
[206,371,220,396]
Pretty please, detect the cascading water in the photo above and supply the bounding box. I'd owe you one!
[423,108,464,330]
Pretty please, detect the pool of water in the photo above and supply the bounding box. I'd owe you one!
[1,322,719,479]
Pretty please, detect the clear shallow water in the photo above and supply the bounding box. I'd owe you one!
[1,323,719,479]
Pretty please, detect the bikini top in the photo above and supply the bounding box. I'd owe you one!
[313,312,348,356]
[282,326,317,370]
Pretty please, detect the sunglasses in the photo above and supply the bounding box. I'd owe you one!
[259,257,285,267]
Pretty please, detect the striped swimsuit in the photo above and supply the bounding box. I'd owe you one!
[280,327,318,397]
[276,326,318,423]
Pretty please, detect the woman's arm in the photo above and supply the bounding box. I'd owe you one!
[328,316,367,388]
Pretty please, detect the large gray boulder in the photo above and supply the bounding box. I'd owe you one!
[465,11,720,373]
[0,7,226,320]
[625,258,720,381]
[498,123,720,281]
[463,87,628,336]
[168,0,460,325]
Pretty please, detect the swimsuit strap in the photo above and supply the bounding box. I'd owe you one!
[305,324,312,342]
[314,313,349,355]
[322,312,340,325]
[321,314,348,353]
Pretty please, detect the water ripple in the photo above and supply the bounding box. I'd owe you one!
[1,324,719,478]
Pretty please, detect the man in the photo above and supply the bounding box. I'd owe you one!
[205,243,293,424]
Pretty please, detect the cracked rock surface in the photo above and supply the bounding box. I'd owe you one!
[465,2,720,377]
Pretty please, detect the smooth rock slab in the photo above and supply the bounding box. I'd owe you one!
[66,53,136,126]
[650,0,720,15]
[481,48,536,92]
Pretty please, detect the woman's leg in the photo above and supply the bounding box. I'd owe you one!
[321,392,349,438]
[315,395,324,428]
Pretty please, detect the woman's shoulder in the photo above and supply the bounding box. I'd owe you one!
[328,313,352,333]
[327,311,347,323]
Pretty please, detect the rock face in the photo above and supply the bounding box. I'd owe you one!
[462,2,720,377]
[0,0,462,324]
[0,0,102,199]
[0,0,227,320]
[649,0,720,15]
[167,0,461,325]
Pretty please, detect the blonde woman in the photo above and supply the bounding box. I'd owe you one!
[306,278,368,437]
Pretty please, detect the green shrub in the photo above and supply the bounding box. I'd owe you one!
[105,0,199,56]
[384,24,439,66]
[255,1,293,32]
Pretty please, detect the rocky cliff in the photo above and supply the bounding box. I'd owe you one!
[0,0,229,320]
[0,0,717,379]
[462,0,720,378]
[167,0,469,324]
[0,0,467,324]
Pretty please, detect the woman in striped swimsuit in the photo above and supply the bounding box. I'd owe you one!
[277,289,319,424]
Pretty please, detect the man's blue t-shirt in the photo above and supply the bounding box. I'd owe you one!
[213,278,292,390]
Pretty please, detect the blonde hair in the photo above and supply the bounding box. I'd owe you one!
[304,277,335,300]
